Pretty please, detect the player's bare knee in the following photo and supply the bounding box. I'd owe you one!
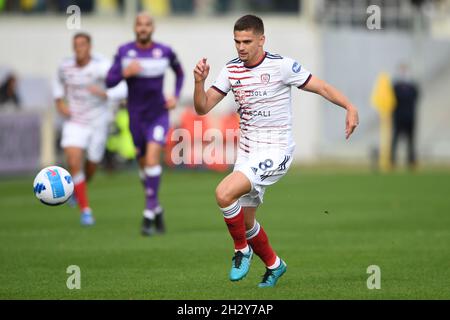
[67,160,81,174]
[145,159,160,167]
[215,185,234,208]
[145,153,160,167]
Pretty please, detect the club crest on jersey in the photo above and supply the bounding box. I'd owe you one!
[127,49,137,58]
[292,62,301,73]
[260,73,270,85]
[152,48,163,58]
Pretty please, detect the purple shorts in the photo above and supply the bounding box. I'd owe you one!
[129,112,169,158]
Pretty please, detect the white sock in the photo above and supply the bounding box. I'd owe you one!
[245,221,260,240]
[138,169,146,182]
[220,200,241,219]
[72,172,85,185]
[154,206,163,215]
[235,245,250,254]
[144,165,162,177]
[268,256,281,270]
[143,209,155,220]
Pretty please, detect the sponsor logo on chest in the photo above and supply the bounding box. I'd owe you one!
[242,110,271,117]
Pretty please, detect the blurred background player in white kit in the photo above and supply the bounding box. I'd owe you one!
[53,32,127,226]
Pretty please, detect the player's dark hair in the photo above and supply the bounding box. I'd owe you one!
[73,32,91,44]
[234,15,264,35]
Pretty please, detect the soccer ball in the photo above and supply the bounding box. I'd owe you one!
[33,166,74,206]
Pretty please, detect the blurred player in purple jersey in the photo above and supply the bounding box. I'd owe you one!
[106,13,184,236]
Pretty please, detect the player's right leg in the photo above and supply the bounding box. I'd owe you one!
[132,115,169,236]
[215,171,254,281]
[64,147,94,226]
[85,160,98,183]
[61,122,94,226]
[139,142,166,236]
[128,122,155,236]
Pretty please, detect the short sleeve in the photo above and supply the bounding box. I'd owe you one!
[281,57,312,89]
[106,80,128,101]
[211,66,231,96]
[99,58,112,79]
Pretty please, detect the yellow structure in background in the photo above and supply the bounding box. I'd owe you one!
[98,0,119,13]
[20,0,36,10]
[40,108,55,168]
[107,109,136,160]
[371,72,397,172]
[142,0,170,16]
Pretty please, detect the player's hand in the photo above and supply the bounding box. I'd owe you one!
[87,85,107,99]
[194,58,210,83]
[58,105,71,118]
[55,99,71,118]
[345,106,359,139]
[123,60,142,78]
[165,96,178,110]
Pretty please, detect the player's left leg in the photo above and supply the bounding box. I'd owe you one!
[76,122,109,225]
[216,171,254,281]
[67,155,98,208]
[67,159,97,210]
[243,207,286,288]
[235,151,294,287]
[140,141,166,236]
[140,114,169,236]
[65,146,94,225]
[60,122,93,224]
[85,160,98,183]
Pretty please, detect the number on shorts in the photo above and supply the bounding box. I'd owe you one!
[153,125,165,142]
[258,159,273,171]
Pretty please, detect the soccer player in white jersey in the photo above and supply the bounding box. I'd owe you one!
[54,32,126,226]
[193,15,359,287]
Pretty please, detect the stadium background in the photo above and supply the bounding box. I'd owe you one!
[0,0,449,300]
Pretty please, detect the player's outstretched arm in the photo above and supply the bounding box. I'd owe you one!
[193,58,224,115]
[302,75,359,139]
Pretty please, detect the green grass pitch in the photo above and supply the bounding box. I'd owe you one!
[1,167,449,299]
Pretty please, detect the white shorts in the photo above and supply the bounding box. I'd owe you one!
[233,148,294,207]
[60,121,108,163]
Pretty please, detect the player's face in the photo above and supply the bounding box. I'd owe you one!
[135,15,154,44]
[73,37,91,63]
[234,29,265,64]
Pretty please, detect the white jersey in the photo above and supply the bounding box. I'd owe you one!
[53,55,112,126]
[212,52,311,154]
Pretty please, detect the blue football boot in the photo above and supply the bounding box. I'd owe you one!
[258,260,287,288]
[80,209,95,226]
[229,247,253,281]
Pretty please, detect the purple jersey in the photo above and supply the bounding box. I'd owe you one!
[106,41,184,121]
